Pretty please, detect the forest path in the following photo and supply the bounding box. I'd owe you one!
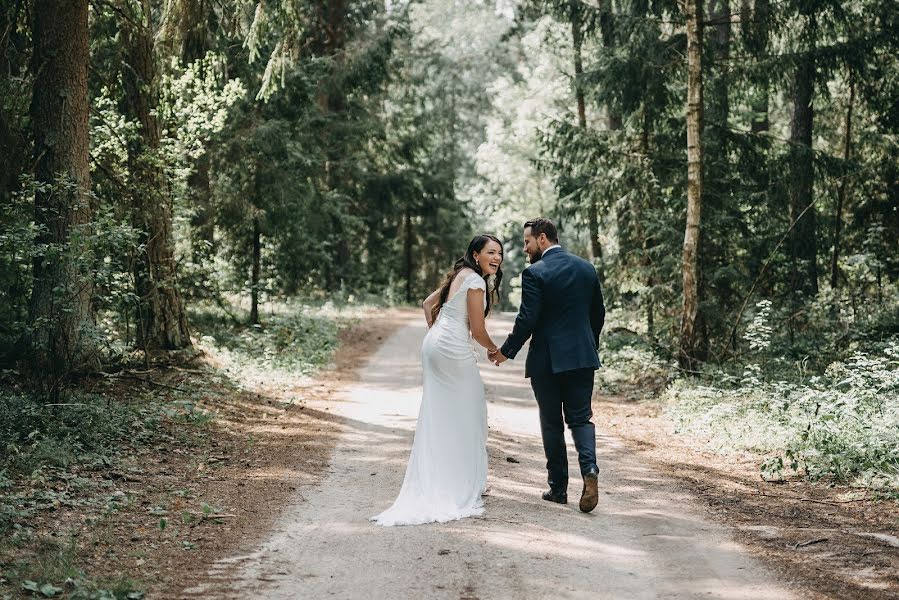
[182,313,800,599]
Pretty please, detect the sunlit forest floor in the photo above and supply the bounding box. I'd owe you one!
[0,303,399,598]
[597,396,899,597]
[1,306,897,598]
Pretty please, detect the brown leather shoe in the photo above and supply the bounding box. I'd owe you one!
[579,472,598,513]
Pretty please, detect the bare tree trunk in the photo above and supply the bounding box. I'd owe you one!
[699,0,731,345]
[28,0,97,389]
[403,209,413,303]
[741,0,770,133]
[0,1,26,205]
[679,0,704,372]
[788,15,819,300]
[250,214,261,325]
[830,72,854,291]
[120,0,191,352]
[312,0,350,290]
[569,1,601,265]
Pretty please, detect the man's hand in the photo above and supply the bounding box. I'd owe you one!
[488,348,508,366]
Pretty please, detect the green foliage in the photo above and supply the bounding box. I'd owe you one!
[1,535,145,599]
[0,390,159,482]
[192,299,345,378]
[665,335,899,494]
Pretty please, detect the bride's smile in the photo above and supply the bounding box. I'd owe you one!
[474,240,504,276]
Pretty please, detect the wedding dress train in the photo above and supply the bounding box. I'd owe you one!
[371,271,488,526]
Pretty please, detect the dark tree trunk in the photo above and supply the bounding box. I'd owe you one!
[698,0,731,344]
[312,0,350,289]
[680,0,705,372]
[788,16,819,300]
[28,0,96,386]
[189,153,215,258]
[250,214,261,325]
[403,209,413,303]
[742,0,770,133]
[179,0,211,64]
[569,2,602,266]
[830,73,854,291]
[0,1,26,204]
[120,0,191,352]
[179,0,217,260]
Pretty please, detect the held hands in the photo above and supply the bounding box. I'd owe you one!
[487,347,508,366]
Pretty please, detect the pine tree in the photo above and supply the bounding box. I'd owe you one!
[28,0,97,387]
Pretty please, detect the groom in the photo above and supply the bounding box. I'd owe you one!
[489,218,605,513]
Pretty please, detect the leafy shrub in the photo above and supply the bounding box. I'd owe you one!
[596,326,674,399]
[665,340,899,493]
[190,298,356,390]
[0,390,159,479]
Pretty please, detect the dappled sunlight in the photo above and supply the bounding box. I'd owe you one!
[187,318,798,600]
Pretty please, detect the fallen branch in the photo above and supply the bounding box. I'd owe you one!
[794,537,828,549]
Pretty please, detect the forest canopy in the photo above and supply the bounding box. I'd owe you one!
[0,0,896,397]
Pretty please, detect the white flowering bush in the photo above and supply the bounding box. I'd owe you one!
[665,340,899,494]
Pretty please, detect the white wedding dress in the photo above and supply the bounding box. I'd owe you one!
[371,271,489,526]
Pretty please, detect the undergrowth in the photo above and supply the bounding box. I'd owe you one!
[1,298,353,598]
[602,295,899,495]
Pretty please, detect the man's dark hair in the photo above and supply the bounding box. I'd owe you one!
[524,217,559,243]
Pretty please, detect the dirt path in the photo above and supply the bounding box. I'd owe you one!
[181,313,804,599]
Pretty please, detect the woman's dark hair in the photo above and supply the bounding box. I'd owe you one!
[431,234,504,324]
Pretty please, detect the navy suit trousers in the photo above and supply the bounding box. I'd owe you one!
[530,368,598,493]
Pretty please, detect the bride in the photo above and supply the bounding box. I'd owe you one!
[371,234,504,526]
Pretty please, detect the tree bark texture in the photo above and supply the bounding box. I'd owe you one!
[1,1,27,204]
[250,214,261,325]
[570,1,602,265]
[403,208,413,303]
[680,0,705,372]
[120,0,191,351]
[830,73,854,291]
[741,0,770,133]
[700,0,731,341]
[788,15,819,299]
[28,0,97,384]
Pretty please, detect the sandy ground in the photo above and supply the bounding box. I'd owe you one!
[179,313,805,600]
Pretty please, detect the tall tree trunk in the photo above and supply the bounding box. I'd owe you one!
[179,0,210,63]
[569,1,601,264]
[1,1,26,205]
[742,0,770,133]
[679,0,705,372]
[179,0,217,260]
[250,214,261,325]
[28,0,96,388]
[699,0,730,344]
[120,0,191,352]
[788,15,819,300]
[403,208,413,303]
[830,72,854,291]
[313,0,350,289]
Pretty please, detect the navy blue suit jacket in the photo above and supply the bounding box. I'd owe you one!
[500,247,605,378]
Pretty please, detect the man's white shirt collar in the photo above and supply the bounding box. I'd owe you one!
[542,244,561,257]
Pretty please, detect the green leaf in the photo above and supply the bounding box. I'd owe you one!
[39,583,63,597]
